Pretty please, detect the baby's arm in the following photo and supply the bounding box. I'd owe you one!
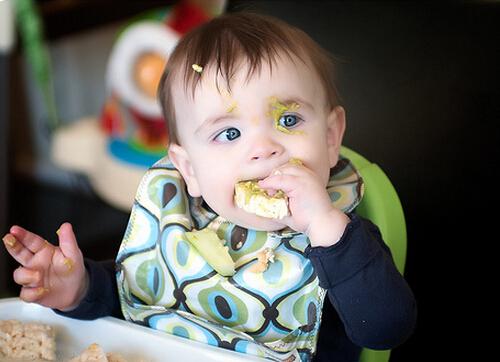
[2,223,88,311]
[306,214,417,349]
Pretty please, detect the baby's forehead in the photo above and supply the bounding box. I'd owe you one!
[180,54,311,100]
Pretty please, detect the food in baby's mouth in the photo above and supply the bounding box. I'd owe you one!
[185,229,236,277]
[234,180,289,219]
[0,320,56,360]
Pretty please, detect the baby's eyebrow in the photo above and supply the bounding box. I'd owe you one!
[195,114,234,135]
[273,97,313,110]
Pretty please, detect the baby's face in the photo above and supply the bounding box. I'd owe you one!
[169,55,344,231]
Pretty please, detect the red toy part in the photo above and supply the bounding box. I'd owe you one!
[167,0,211,35]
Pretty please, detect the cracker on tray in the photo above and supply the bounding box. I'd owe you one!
[0,319,56,361]
[69,343,128,362]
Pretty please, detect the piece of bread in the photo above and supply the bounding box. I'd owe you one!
[106,353,128,362]
[69,343,107,362]
[234,180,289,219]
[69,343,129,362]
[0,319,56,360]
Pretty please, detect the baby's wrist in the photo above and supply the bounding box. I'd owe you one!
[60,271,89,312]
[306,208,349,248]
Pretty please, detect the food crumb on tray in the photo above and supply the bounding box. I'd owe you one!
[1,319,146,362]
[69,343,128,362]
[0,319,56,361]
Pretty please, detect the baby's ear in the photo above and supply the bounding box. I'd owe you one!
[168,143,201,197]
[326,106,346,168]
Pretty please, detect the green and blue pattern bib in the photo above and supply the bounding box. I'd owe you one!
[116,157,363,361]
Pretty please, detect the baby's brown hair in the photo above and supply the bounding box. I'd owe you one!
[158,12,340,145]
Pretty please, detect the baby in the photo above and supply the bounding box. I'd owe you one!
[3,12,416,362]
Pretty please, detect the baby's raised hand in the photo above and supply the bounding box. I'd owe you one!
[258,162,349,247]
[2,223,88,311]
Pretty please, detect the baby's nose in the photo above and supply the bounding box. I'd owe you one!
[250,138,284,161]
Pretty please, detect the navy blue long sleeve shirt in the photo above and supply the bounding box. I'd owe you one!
[56,214,416,362]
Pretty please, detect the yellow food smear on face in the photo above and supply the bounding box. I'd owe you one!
[288,158,303,166]
[268,97,304,135]
[226,101,238,113]
[217,88,238,114]
[37,287,49,296]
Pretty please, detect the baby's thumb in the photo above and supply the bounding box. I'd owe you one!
[56,222,81,260]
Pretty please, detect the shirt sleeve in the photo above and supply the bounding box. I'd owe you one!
[305,213,417,350]
[53,259,123,320]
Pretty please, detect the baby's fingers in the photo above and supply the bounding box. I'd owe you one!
[56,223,80,259]
[13,267,42,288]
[9,225,51,254]
[2,233,37,266]
[19,286,49,303]
[53,223,82,275]
[258,174,299,194]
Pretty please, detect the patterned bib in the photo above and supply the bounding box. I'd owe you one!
[116,157,363,361]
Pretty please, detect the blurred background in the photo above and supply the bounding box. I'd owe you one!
[1,1,498,361]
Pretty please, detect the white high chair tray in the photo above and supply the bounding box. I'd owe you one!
[0,298,266,361]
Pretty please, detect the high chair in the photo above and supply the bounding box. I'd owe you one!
[340,146,407,362]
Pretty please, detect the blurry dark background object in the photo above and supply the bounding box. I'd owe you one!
[1,0,16,298]
[0,53,10,298]
[2,1,499,361]
[34,0,176,40]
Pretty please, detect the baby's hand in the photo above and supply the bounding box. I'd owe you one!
[2,223,88,311]
[258,163,349,247]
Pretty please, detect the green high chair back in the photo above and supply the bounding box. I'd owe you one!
[340,146,407,362]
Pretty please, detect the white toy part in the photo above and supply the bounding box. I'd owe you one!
[51,117,145,211]
[0,0,15,53]
[106,22,179,118]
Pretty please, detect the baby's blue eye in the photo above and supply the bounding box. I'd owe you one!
[214,127,241,142]
[279,114,299,128]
